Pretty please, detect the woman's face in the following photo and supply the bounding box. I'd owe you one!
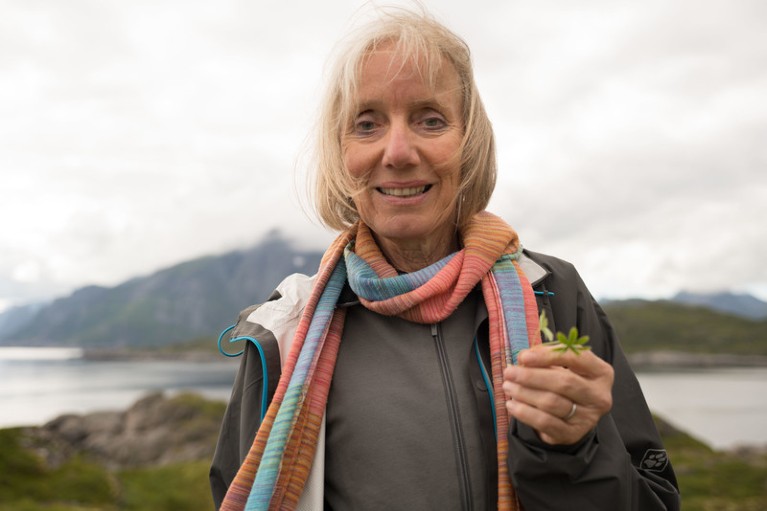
[341,48,464,254]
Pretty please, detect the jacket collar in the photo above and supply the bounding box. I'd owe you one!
[519,251,549,287]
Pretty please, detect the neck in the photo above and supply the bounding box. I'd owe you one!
[375,230,460,273]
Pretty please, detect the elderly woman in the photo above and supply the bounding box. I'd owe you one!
[210,10,680,511]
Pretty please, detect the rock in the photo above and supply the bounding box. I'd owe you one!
[46,413,92,444]
[28,392,225,469]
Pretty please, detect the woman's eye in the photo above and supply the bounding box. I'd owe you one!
[421,116,447,130]
[352,112,378,135]
[356,120,376,132]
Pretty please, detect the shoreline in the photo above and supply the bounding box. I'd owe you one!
[85,348,767,369]
[5,345,767,368]
[626,351,767,370]
[81,347,235,363]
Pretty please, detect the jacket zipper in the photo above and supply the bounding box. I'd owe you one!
[431,323,473,511]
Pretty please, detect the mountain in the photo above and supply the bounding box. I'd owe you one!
[3,235,766,356]
[0,301,47,339]
[0,231,323,348]
[671,291,767,320]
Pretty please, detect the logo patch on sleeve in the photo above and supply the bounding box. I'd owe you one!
[640,449,669,472]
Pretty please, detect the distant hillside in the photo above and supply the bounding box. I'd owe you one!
[0,302,45,339]
[603,299,767,356]
[672,291,767,320]
[0,231,323,348]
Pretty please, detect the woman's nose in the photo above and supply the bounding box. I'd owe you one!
[382,121,419,169]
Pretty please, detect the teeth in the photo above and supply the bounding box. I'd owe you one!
[379,186,428,197]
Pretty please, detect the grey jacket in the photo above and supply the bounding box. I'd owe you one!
[210,250,681,510]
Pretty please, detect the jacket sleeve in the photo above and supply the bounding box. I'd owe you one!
[209,303,283,510]
[508,252,681,510]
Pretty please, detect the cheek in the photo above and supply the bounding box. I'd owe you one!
[342,143,371,179]
[430,136,463,172]
[436,150,462,188]
[350,190,374,224]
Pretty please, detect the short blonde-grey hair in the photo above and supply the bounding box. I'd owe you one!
[313,7,496,231]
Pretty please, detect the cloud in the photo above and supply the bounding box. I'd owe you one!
[478,0,767,299]
[1,0,765,307]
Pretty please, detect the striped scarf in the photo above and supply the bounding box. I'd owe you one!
[221,211,541,511]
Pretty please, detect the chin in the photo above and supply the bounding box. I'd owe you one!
[376,221,454,246]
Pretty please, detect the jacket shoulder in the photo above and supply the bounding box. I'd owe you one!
[232,272,316,337]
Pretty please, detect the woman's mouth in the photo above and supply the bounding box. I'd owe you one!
[377,185,432,197]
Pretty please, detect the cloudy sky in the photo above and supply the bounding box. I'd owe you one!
[1,0,765,311]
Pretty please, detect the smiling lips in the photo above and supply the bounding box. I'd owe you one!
[377,185,432,197]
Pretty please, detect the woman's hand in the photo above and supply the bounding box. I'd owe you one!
[502,343,614,446]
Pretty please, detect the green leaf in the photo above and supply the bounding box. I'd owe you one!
[550,325,591,354]
[537,311,590,354]
[539,311,554,342]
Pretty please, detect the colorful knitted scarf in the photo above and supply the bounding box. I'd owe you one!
[221,211,541,511]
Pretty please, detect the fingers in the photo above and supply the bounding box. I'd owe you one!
[519,344,612,380]
[504,363,611,408]
[505,395,593,445]
[503,379,575,419]
[502,345,615,446]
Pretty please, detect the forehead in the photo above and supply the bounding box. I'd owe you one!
[354,48,461,106]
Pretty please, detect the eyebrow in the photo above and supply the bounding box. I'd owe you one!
[354,97,449,114]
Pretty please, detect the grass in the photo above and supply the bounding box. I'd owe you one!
[117,461,214,511]
[0,427,214,511]
[0,429,116,510]
[654,416,767,510]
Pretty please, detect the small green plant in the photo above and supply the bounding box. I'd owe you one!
[539,311,591,354]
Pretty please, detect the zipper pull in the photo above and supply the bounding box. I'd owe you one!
[430,323,438,338]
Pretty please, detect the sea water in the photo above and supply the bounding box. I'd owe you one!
[0,347,237,427]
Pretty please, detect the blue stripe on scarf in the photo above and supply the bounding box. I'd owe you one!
[491,255,531,366]
[246,260,348,510]
[345,247,455,301]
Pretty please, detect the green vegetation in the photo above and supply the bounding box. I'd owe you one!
[79,337,226,362]
[2,422,765,511]
[0,438,214,511]
[118,461,214,511]
[0,393,224,511]
[604,300,767,355]
[656,417,767,510]
[153,336,221,356]
[540,311,591,355]
[1,396,764,510]
[0,428,116,511]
